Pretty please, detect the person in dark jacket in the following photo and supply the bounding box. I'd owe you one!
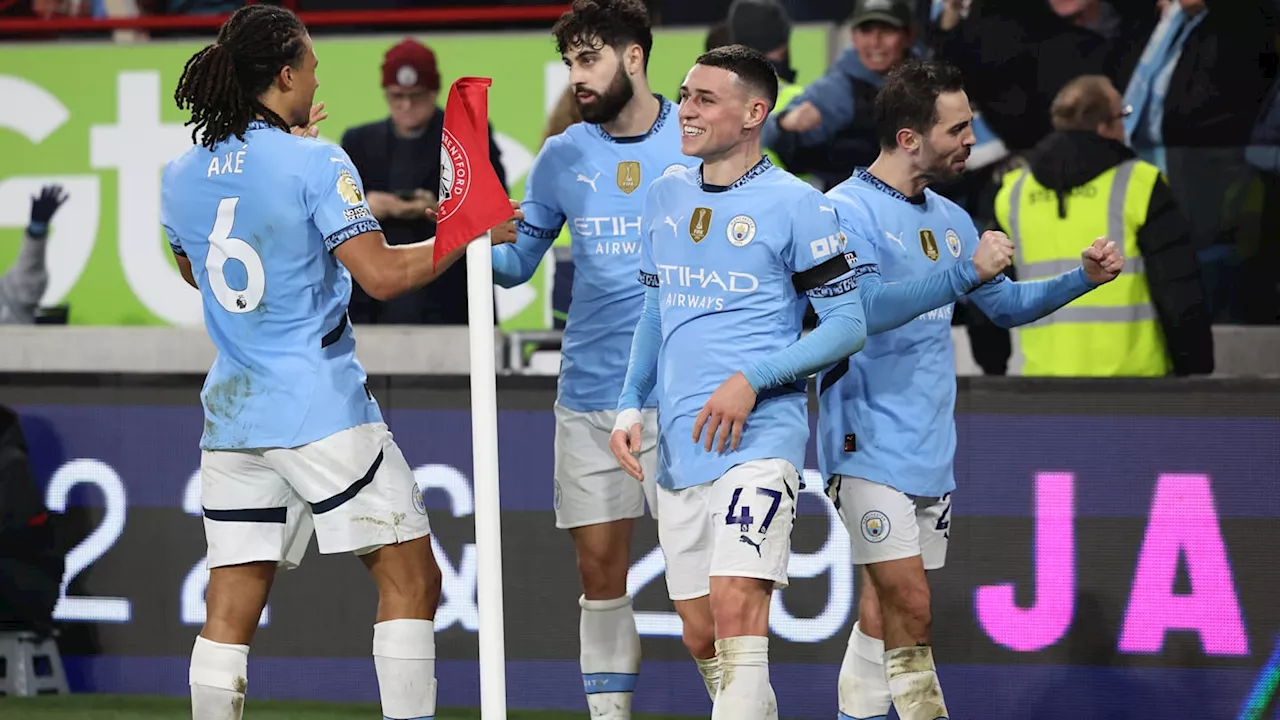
[341,39,508,325]
[762,0,922,190]
[995,75,1213,375]
[933,0,1153,153]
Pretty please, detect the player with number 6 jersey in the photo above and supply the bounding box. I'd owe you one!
[160,7,519,720]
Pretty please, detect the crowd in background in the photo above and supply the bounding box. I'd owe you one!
[4,0,1278,375]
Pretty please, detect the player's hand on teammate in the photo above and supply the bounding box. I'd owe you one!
[609,408,645,482]
[972,230,1015,282]
[694,371,758,454]
[489,199,524,245]
[1081,237,1124,284]
[290,102,328,139]
[779,101,822,134]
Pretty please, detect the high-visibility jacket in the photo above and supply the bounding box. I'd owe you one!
[995,158,1170,376]
[766,81,807,177]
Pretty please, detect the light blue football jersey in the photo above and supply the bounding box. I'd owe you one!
[817,169,981,498]
[641,157,863,490]
[161,120,382,451]
[494,97,691,412]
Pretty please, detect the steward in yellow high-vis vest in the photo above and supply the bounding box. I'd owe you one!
[993,77,1213,376]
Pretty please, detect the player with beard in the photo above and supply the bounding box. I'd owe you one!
[817,60,1123,720]
[490,2,690,718]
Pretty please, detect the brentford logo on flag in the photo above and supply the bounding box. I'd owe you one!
[438,128,471,222]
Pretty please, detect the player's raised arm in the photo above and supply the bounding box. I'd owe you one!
[314,147,520,300]
[742,190,868,393]
[966,225,1123,328]
[492,141,567,288]
[827,198,1013,335]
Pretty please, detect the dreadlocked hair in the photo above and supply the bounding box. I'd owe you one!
[553,0,653,70]
[174,4,309,150]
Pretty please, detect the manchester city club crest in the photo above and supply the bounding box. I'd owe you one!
[689,207,713,243]
[411,481,427,515]
[726,214,756,247]
[663,163,688,176]
[920,229,940,262]
[946,228,962,258]
[617,161,641,194]
[860,510,891,543]
[438,128,470,222]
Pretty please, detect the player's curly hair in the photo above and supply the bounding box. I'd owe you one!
[553,0,654,70]
[174,4,309,150]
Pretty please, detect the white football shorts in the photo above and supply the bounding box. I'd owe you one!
[553,403,659,529]
[199,422,431,569]
[657,458,800,601]
[826,474,951,570]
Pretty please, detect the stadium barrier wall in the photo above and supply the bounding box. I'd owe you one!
[1,374,1276,719]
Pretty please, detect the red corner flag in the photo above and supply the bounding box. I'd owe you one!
[434,77,512,264]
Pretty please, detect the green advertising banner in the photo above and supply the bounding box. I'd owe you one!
[0,26,832,328]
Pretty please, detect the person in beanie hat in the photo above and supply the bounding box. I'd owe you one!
[340,38,508,325]
[727,0,808,176]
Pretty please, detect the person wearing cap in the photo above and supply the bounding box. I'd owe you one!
[726,0,808,176]
[761,0,917,190]
[341,38,508,325]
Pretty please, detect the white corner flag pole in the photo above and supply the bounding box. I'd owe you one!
[465,232,507,719]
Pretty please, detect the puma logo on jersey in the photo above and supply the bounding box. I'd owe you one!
[664,216,682,237]
[819,204,836,215]
[885,231,906,251]
[576,172,600,192]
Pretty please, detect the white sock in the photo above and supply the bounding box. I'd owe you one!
[694,654,721,701]
[373,619,437,720]
[579,595,641,719]
[838,622,893,719]
[885,645,949,720]
[189,635,249,720]
[711,636,776,720]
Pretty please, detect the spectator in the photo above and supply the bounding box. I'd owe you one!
[933,0,1153,153]
[704,19,732,51]
[1123,0,1278,322]
[762,0,918,189]
[1,186,62,325]
[992,75,1213,376]
[727,0,810,176]
[341,39,508,325]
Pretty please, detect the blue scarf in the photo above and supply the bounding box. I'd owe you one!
[1122,3,1207,174]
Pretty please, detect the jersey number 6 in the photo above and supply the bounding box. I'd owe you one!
[206,196,266,314]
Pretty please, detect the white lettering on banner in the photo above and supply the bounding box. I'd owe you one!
[916,305,954,322]
[33,458,851,643]
[91,71,205,326]
[0,77,100,307]
[180,469,270,627]
[43,459,132,623]
[414,464,481,633]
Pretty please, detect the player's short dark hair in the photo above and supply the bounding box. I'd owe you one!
[694,44,779,112]
[874,59,966,149]
[553,0,654,71]
[174,4,309,151]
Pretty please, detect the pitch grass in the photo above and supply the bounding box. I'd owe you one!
[0,694,700,719]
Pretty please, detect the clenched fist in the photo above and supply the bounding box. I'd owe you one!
[1081,237,1123,284]
[972,230,1015,282]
